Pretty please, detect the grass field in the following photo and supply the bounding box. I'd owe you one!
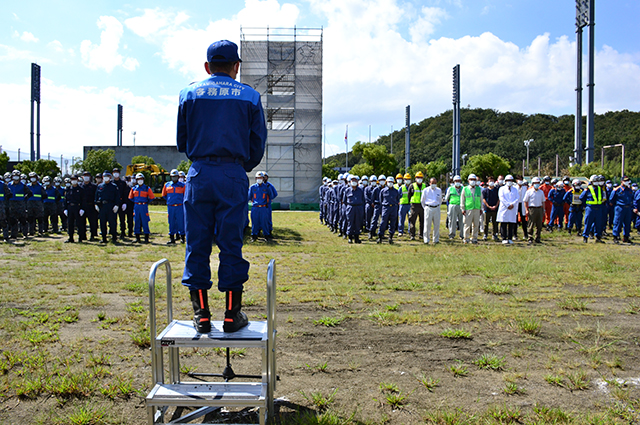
[0,206,639,424]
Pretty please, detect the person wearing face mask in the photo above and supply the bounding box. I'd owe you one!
[497,175,519,244]
[95,170,121,243]
[79,171,99,241]
[547,182,566,232]
[481,177,500,242]
[397,173,411,237]
[327,180,338,232]
[562,177,572,229]
[54,177,66,234]
[563,179,584,235]
[364,175,377,235]
[41,176,60,234]
[0,172,10,241]
[358,176,369,233]
[524,177,545,244]
[445,175,464,240]
[162,169,186,244]
[319,177,329,225]
[178,170,186,184]
[539,176,553,227]
[516,179,529,240]
[407,171,426,241]
[64,175,86,243]
[634,183,640,235]
[369,175,385,240]
[111,168,129,239]
[496,175,505,188]
[248,171,271,242]
[377,176,400,244]
[261,171,278,237]
[610,177,634,244]
[336,174,346,237]
[344,175,365,244]
[123,176,135,238]
[129,173,155,243]
[579,175,606,243]
[421,177,442,244]
[605,180,615,233]
[26,172,47,236]
[7,170,31,239]
[460,174,482,244]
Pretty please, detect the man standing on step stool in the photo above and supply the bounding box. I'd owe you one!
[177,40,267,334]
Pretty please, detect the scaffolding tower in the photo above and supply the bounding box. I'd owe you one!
[241,27,323,204]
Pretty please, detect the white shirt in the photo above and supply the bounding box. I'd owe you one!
[497,184,519,223]
[421,186,442,208]
[523,187,546,208]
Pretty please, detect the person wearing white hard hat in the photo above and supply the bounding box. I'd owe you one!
[445,175,464,240]
[524,176,545,244]
[460,174,482,244]
[579,174,607,243]
[497,175,519,244]
[345,175,365,243]
[364,175,377,235]
[129,172,155,243]
[319,177,329,225]
[162,169,186,244]
[563,179,584,235]
[368,175,386,240]
[377,176,400,244]
[248,171,271,241]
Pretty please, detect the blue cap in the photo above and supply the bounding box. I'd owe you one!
[207,40,242,63]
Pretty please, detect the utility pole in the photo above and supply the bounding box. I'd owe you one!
[452,64,461,176]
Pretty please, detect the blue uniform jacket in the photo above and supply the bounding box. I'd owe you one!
[248,183,271,207]
[610,186,634,207]
[9,182,31,201]
[27,183,47,202]
[548,188,565,205]
[43,186,61,203]
[265,181,278,205]
[65,185,84,208]
[380,186,400,206]
[579,185,606,206]
[344,186,364,205]
[177,73,267,172]
[95,182,120,206]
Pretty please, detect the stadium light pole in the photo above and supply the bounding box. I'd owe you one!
[524,139,533,173]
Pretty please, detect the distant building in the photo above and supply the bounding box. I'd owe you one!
[83,146,188,172]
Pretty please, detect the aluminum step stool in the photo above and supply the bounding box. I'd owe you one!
[145,259,277,425]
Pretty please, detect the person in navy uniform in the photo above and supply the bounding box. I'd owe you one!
[378,176,400,244]
[319,177,328,225]
[8,170,31,239]
[0,175,10,241]
[42,176,61,234]
[327,179,338,232]
[369,175,385,240]
[344,174,365,243]
[364,175,376,235]
[95,171,121,243]
[547,181,566,231]
[580,175,607,243]
[634,183,640,234]
[129,172,155,243]
[248,171,271,242]
[26,172,47,236]
[80,171,99,241]
[64,175,86,243]
[111,167,129,238]
[611,176,634,244]
[123,175,135,237]
[262,171,278,237]
[54,177,66,233]
[177,40,267,334]
[563,179,584,235]
[162,169,186,244]
[605,179,615,232]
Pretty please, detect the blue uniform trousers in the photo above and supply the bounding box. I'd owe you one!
[250,205,270,236]
[398,204,410,234]
[612,206,632,238]
[267,204,274,234]
[379,206,398,237]
[370,205,381,234]
[567,207,583,231]
[99,204,117,239]
[133,203,151,235]
[550,203,564,228]
[182,162,249,292]
[346,204,364,236]
[167,204,185,235]
[364,203,373,232]
[583,205,603,238]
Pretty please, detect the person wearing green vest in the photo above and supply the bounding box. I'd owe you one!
[398,173,411,236]
[445,175,464,240]
[579,174,607,243]
[460,173,482,244]
[407,171,426,240]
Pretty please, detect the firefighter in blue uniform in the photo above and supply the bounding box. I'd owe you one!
[112,168,129,239]
[563,179,584,235]
[26,172,47,236]
[95,171,121,243]
[344,174,365,243]
[129,172,155,243]
[81,171,99,240]
[177,40,266,334]
[580,175,606,243]
[42,176,61,234]
[547,181,566,231]
[0,176,10,241]
[378,176,400,244]
[57,177,68,232]
[319,177,328,224]
[364,175,376,234]
[64,175,86,243]
[248,171,271,241]
[8,170,31,239]
[369,175,385,240]
[162,169,186,244]
[327,180,338,231]
[262,171,277,237]
[336,174,346,237]
[605,180,615,232]
[610,176,634,244]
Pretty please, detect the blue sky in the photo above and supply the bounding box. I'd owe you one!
[1,0,639,169]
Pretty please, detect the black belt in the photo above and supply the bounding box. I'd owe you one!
[193,156,244,166]
[68,203,79,206]
[427,205,440,208]
[529,206,542,208]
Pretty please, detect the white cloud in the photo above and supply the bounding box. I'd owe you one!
[80,16,139,72]
[20,31,39,43]
[0,44,35,62]
[409,7,448,43]
[47,40,64,52]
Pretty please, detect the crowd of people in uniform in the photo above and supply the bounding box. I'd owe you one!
[318,172,640,246]
[0,167,188,244]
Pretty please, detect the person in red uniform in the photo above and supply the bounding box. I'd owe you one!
[128,172,155,243]
[539,176,553,226]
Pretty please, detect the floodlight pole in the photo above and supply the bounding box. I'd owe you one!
[586,0,595,164]
[452,65,461,176]
[575,23,583,165]
[405,106,410,171]
[524,139,533,174]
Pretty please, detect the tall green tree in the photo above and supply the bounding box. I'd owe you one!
[74,149,121,177]
[14,159,61,179]
[322,163,338,180]
[351,141,397,176]
[0,151,9,173]
[461,153,510,181]
[177,160,192,173]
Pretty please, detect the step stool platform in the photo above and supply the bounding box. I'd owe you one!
[147,382,266,408]
[158,320,268,348]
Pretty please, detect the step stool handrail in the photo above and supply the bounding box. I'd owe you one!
[149,258,172,384]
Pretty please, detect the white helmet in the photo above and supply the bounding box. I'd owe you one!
[370,175,377,181]
[170,169,179,176]
[453,175,461,182]
[350,175,359,181]
[386,176,394,183]
[378,175,386,181]
[589,174,597,183]
[135,173,144,179]
[572,179,580,186]
[532,176,541,184]
[255,171,264,178]
[361,175,368,181]
[468,174,477,180]
[338,174,344,180]
[505,174,514,181]
[178,170,185,177]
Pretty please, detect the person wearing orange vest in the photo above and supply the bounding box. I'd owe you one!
[129,172,155,243]
[162,169,186,244]
[407,171,426,240]
[460,174,482,244]
[539,176,553,226]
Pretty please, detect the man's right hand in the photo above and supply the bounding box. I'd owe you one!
[95,205,100,212]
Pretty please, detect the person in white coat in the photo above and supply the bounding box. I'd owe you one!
[497,174,519,244]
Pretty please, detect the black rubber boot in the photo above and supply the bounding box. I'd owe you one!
[180,234,185,244]
[144,234,149,243]
[190,289,211,333]
[135,234,141,243]
[167,234,176,245]
[355,235,361,244]
[223,290,248,333]
[623,236,631,244]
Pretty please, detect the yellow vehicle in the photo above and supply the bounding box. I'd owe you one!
[125,164,171,201]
